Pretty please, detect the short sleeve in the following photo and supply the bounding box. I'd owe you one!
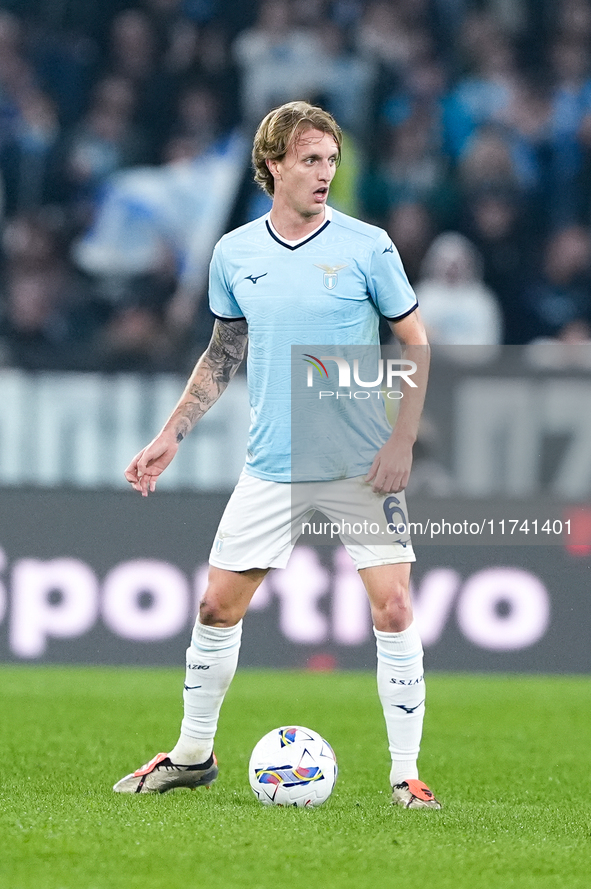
[208,240,244,319]
[367,229,418,320]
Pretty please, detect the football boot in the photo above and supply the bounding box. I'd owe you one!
[113,751,218,793]
[392,779,441,809]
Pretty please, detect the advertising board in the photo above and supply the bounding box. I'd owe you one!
[1,490,589,672]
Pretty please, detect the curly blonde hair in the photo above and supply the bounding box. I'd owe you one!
[252,101,342,197]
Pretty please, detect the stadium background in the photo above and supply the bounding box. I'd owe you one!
[0,0,590,673]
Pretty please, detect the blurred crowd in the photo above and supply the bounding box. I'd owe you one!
[1,0,591,372]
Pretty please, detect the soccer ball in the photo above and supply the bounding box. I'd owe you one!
[249,725,338,807]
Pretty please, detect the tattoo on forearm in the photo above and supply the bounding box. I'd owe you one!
[173,318,248,440]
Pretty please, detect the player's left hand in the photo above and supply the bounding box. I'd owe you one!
[365,438,413,494]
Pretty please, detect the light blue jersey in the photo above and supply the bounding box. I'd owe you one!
[208,207,418,482]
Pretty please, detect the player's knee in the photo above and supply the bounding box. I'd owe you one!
[198,596,236,627]
[372,586,413,632]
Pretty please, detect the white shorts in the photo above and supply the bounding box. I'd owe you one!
[209,470,416,572]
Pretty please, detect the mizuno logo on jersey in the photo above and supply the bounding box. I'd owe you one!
[383,243,394,254]
[314,263,348,290]
[245,273,268,284]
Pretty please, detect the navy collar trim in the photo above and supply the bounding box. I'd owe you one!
[265,217,331,250]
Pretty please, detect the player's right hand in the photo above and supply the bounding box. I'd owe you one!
[124,433,179,497]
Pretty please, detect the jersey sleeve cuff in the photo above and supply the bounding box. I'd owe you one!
[382,302,418,322]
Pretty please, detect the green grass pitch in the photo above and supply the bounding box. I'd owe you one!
[1,666,590,889]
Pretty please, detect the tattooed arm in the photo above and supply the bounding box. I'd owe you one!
[125,318,248,496]
[171,317,248,442]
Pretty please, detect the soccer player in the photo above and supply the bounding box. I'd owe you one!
[114,101,440,809]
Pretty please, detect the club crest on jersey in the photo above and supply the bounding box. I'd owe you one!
[315,263,348,290]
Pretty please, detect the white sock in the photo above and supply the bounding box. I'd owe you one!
[168,619,242,765]
[374,622,425,787]
[167,735,215,766]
